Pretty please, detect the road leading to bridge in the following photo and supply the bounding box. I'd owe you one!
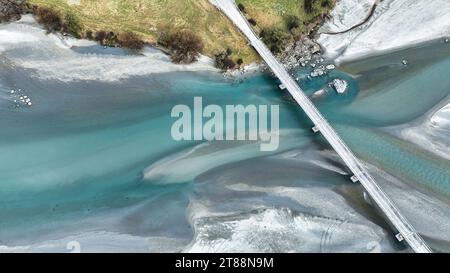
[210,0,432,253]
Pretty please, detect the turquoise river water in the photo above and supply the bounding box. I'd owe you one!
[0,18,449,252]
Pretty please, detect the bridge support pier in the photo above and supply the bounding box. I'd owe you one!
[350,175,359,183]
[312,126,320,133]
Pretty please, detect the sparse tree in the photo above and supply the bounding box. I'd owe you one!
[166,30,204,64]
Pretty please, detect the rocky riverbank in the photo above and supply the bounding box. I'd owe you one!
[0,0,29,23]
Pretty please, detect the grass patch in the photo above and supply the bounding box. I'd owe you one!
[236,0,335,31]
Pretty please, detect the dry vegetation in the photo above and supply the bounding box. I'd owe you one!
[164,31,204,64]
[28,0,257,63]
[27,0,335,65]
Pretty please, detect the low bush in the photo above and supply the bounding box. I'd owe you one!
[105,31,118,46]
[157,32,170,48]
[85,30,93,40]
[260,28,290,54]
[95,31,118,46]
[304,0,333,14]
[238,3,246,13]
[63,12,83,37]
[33,6,83,37]
[215,48,236,70]
[117,32,145,51]
[321,0,333,8]
[304,0,316,14]
[34,6,63,32]
[286,15,301,31]
[94,30,107,43]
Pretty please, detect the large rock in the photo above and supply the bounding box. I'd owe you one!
[0,0,28,23]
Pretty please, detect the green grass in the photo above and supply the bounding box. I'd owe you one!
[236,0,303,30]
[28,0,334,64]
[236,0,335,32]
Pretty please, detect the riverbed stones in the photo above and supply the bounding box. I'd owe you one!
[9,88,33,108]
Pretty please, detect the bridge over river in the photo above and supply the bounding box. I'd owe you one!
[210,0,432,253]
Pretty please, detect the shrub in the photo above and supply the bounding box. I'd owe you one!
[286,15,301,31]
[248,18,257,26]
[104,31,118,46]
[166,30,204,64]
[63,12,83,37]
[95,30,107,43]
[304,0,317,14]
[222,58,236,69]
[117,32,145,51]
[260,28,289,54]
[215,48,236,70]
[238,3,246,13]
[34,6,62,32]
[321,0,333,8]
[237,58,243,66]
[157,32,170,48]
[304,0,334,17]
[33,6,84,37]
[85,30,93,40]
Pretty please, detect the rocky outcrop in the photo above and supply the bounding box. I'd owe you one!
[0,0,28,23]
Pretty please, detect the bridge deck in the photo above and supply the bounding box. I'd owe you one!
[211,0,432,253]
